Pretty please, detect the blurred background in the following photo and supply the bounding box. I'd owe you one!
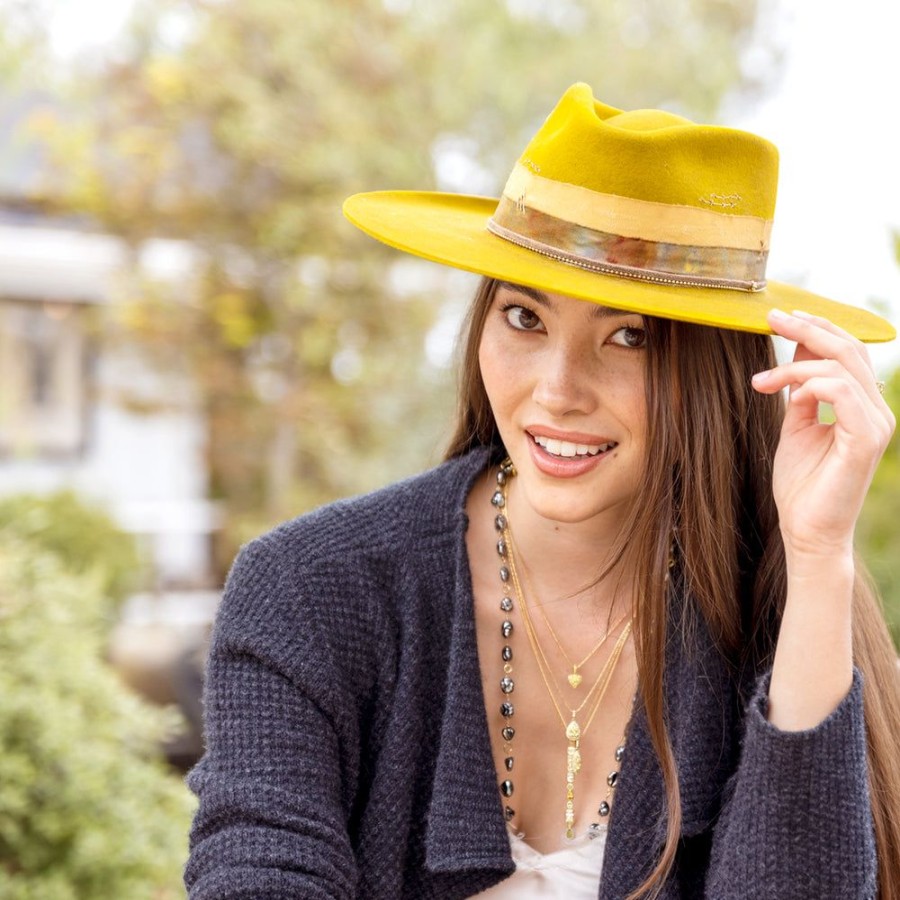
[1,0,897,895]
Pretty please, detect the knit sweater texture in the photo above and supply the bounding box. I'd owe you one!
[185,448,876,899]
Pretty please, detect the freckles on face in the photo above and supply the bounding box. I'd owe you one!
[477,283,649,524]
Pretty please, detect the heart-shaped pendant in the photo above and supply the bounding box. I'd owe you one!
[568,672,583,688]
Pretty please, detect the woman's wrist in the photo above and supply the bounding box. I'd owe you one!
[768,545,855,731]
[780,533,855,583]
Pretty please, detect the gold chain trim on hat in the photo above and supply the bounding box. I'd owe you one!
[488,203,767,292]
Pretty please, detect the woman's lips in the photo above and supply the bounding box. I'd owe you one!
[526,430,619,477]
[531,433,618,458]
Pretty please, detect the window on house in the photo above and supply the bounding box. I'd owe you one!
[0,298,88,457]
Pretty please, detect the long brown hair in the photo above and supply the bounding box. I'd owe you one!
[446,276,900,899]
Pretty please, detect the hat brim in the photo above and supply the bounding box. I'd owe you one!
[344,191,896,343]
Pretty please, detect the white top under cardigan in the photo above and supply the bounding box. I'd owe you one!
[470,825,608,899]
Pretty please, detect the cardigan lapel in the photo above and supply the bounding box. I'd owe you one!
[424,496,514,879]
[600,607,740,898]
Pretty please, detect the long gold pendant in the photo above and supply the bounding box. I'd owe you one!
[565,718,582,838]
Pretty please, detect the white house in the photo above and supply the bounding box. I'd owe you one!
[0,212,219,590]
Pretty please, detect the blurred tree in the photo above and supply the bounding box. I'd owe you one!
[0,0,47,86]
[36,0,766,574]
[0,534,193,899]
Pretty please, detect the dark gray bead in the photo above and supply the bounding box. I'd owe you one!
[500,676,514,694]
[500,780,514,797]
[615,745,625,763]
[598,801,610,817]
[504,806,515,821]
[501,645,513,661]
[505,756,514,771]
[501,620,513,638]
[491,490,505,508]
[607,771,618,788]
[496,539,507,557]
[500,597,513,612]
[496,469,507,485]
[499,566,510,582]
[501,702,514,718]
[495,514,507,532]
[502,726,515,741]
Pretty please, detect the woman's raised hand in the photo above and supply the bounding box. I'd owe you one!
[750,309,895,730]
[751,309,895,562]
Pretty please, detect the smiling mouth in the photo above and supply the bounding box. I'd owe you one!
[531,434,618,458]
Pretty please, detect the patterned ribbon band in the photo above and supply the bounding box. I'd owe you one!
[487,164,771,292]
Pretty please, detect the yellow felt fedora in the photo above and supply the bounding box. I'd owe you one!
[344,83,895,342]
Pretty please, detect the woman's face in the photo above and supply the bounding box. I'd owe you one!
[478,281,649,530]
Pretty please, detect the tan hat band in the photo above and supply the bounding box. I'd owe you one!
[502,163,772,251]
[488,196,769,292]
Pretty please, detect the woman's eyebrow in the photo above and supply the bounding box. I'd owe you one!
[497,282,633,320]
[497,281,553,308]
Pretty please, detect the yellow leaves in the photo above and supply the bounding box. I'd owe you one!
[114,298,156,335]
[212,291,257,348]
[117,126,165,162]
[297,315,336,369]
[145,57,189,105]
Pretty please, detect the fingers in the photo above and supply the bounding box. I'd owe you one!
[789,375,887,451]
[772,308,873,375]
[755,308,893,416]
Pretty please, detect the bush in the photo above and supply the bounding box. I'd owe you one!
[0,531,194,898]
[857,366,900,648]
[0,492,145,611]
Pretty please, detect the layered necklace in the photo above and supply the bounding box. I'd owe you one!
[490,459,633,840]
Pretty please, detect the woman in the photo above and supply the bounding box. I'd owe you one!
[185,84,900,898]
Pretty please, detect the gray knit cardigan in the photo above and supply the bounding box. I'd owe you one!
[185,448,876,899]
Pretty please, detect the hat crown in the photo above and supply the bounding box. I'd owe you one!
[604,108,693,132]
[519,83,779,219]
[341,81,896,342]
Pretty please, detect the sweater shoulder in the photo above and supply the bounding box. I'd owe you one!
[209,450,489,697]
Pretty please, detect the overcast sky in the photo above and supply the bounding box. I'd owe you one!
[730,0,900,368]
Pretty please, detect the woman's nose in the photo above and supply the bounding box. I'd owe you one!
[531,341,598,417]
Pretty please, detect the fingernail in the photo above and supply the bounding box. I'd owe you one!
[791,309,814,320]
[769,308,790,321]
[751,370,771,383]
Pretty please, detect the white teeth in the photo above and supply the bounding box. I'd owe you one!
[533,434,617,457]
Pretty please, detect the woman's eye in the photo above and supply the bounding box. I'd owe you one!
[609,325,647,349]
[504,305,545,332]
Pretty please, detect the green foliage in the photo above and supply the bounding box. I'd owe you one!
[35,0,765,575]
[0,533,194,899]
[857,368,900,647]
[0,491,145,609]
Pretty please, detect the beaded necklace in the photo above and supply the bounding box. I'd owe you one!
[489,458,631,838]
[489,459,518,819]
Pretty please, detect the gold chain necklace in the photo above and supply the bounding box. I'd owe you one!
[501,477,633,840]
[522,559,629,689]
